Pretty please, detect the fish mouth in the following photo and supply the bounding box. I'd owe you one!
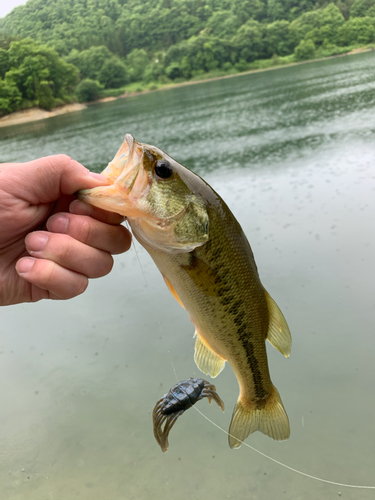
[77,134,150,217]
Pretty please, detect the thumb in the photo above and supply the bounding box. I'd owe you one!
[8,155,109,205]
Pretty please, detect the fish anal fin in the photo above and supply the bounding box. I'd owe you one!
[163,276,185,309]
[228,385,290,448]
[264,290,292,358]
[194,331,225,378]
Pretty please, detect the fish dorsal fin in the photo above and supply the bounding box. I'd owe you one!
[162,275,185,309]
[264,290,292,358]
[194,331,226,378]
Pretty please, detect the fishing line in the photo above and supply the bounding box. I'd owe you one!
[128,228,375,491]
[128,226,179,382]
[193,406,375,490]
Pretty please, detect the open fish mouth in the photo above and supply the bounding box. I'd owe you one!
[77,134,150,217]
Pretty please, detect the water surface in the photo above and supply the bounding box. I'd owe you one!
[1,52,375,499]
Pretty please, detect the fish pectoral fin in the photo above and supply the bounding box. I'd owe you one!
[162,275,185,309]
[194,331,225,378]
[264,290,292,358]
[228,385,290,448]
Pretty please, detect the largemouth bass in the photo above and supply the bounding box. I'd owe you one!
[78,134,292,448]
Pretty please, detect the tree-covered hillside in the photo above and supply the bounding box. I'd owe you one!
[3,0,374,57]
[1,0,375,116]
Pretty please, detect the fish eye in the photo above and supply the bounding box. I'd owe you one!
[154,160,173,179]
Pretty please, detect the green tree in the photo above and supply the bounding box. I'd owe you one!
[66,46,113,81]
[265,20,292,56]
[66,45,127,89]
[99,58,127,88]
[350,0,375,17]
[4,38,78,110]
[206,10,240,38]
[267,0,316,21]
[231,20,265,62]
[336,0,356,20]
[294,38,316,60]
[231,0,266,23]
[0,48,10,78]
[125,49,150,82]
[0,78,23,115]
[336,16,375,44]
[75,78,103,102]
[289,4,344,47]
[2,0,375,97]
[165,61,182,80]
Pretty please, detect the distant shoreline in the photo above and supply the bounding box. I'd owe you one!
[0,47,372,129]
[0,103,87,128]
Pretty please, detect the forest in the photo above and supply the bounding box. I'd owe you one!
[1,0,375,116]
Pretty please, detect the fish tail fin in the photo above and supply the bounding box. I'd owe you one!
[228,385,290,449]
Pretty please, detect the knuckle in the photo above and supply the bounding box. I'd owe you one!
[37,259,58,290]
[71,276,89,298]
[55,153,72,165]
[91,253,114,278]
[57,240,72,262]
[111,225,132,254]
[103,254,114,275]
[76,217,93,245]
[45,154,73,174]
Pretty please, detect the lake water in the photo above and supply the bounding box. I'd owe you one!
[1,51,375,499]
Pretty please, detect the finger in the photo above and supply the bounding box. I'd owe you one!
[46,213,131,255]
[25,231,114,279]
[15,257,88,300]
[9,155,110,204]
[69,199,125,225]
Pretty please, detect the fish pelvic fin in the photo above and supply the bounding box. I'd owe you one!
[163,275,185,309]
[194,331,226,378]
[228,385,290,448]
[264,290,292,358]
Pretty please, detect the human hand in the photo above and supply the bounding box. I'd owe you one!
[0,155,131,305]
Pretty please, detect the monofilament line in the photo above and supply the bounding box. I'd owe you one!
[129,231,179,382]
[129,230,375,491]
[193,405,375,490]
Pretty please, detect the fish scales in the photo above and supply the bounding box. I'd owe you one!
[78,134,292,448]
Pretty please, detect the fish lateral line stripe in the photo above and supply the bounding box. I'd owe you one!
[237,327,268,401]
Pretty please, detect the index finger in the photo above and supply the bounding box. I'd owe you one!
[69,199,125,225]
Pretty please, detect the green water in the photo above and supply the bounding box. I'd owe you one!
[1,52,375,499]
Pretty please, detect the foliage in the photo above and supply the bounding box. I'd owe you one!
[336,16,375,44]
[232,20,266,61]
[264,20,292,56]
[1,0,369,61]
[0,78,23,115]
[66,46,127,88]
[0,38,79,115]
[350,0,375,17]
[294,38,316,60]
[206,10,240,37]
[75,78,103,102]
[0,48,10,78]
[1,0,375,115]
[289,4,345,47]
[125,49,151,82]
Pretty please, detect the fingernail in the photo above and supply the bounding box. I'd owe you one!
[16,257,36,274]
[27,233,49,253]
[69,200,92,216]
[49,215,69,233]
[88,172,109,183]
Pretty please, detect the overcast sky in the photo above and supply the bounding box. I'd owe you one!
[0,0,28,18]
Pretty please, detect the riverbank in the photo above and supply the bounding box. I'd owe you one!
[1,46,373,129]
[0,103,87,128]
